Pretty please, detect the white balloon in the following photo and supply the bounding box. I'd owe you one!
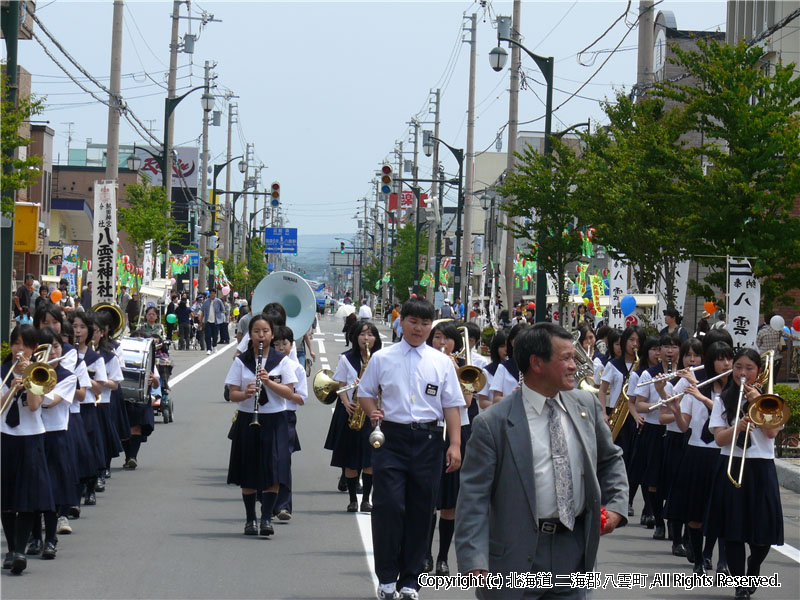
[769,315,785,331]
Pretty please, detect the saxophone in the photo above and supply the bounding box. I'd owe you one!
[347,344,370,430]
[609,349,638,441]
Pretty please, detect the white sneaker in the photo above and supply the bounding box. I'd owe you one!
[376,585,398,600]
[57,516,72,534]
[398,588,419,600]
[207,350,212,355]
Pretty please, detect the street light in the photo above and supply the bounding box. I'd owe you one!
[490,18,553,323]
[207,154,244,289]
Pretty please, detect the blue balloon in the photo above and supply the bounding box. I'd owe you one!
[620,295,637,317]
[783,326,791,335]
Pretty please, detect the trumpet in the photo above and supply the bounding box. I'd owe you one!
[647,368,733,411]
[0,346,58,415]
[636,364,703,387]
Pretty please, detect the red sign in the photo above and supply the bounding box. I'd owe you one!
[388,191,428,211]
[625,315,639,327]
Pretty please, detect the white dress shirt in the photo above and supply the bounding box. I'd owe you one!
[520,383,585,521]
[358,304,373,319]
[709,392,776,459]
[357,338,464,424]
[489,362,519,398]
[681,390,719,449]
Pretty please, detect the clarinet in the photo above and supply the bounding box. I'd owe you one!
[250,342,263,428]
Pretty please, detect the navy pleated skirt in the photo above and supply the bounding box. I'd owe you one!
[112,388,131,441]
[125,399,155,439]
[330,413,373,471]
[628,422,665,488]
[665,444,720,523]
[80,403,106,472]
[287,410,301,453]
[1,433,54,513]
[614,413,639,472]
[97,402,122,460]
[659,430,689,501]
[704,456,784,546]
[324,400,348,451]
[227,411,291,490]
[66,412,99,480]
[438,424,471,510]
[43,430,80,507]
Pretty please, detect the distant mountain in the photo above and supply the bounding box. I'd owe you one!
[291,233,350,279]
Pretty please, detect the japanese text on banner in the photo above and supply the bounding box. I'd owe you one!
[92,181,118,304]
[608,257,627,330]
[726,258,760,350]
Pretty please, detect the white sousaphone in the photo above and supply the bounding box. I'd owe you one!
[250,271,317,336]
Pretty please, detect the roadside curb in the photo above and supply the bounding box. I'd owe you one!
[776,458,800,493]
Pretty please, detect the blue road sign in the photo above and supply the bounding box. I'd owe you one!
[186,251,200,267]
[264,227,298,254]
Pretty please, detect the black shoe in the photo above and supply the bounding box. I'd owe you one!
[41,541,57,560]
[10,553,26,575]
[640,513,647,526]
[422,556,433,573]
[704,557,713,571]
[68,506,81,519]
[84,491,96,505]
[435,560,449,576]
[123,458,138,470]
[3,552,13,569]
[734,587,750,599]
[692,563,706,576]
[653,525,666,540]
[746,556,759,595]
[628,505,634,517]
[347,501,358,513]
[360,501,373,513]
[25,538,42,556]
[686,543,695,564]
[645,515,656,529]
[337,474,347,492]
[717,563,730,577]
[672,543,687,557]
[244,520,258,535]
[259,519,274,536]
[104,468,111,479]
[95,477,105,493]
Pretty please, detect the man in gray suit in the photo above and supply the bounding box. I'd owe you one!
[455,323,628,599]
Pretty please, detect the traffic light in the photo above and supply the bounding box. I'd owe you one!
[380,164,393,194]
[445,237,454,255]
[340,242,346,254]
[209,235,219,251]
[270,181,280,207]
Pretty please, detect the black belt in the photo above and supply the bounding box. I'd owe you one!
[382,420,443,432]
[538,519,571,534]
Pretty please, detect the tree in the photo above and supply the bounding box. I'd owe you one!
[389,224,426,303]
[498,135,591,324]
[1,73,44,217]
[360,257,382,297]
[118,176,183,262]
[657,39,800,311]
[580,93,703,307]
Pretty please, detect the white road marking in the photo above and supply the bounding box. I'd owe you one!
[316,339,326,355]
[356,512,378,591]
[170,342,238,387]
[773,542,800,564]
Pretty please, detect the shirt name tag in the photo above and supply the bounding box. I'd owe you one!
[425,384,439,396]
[269,375,282,383]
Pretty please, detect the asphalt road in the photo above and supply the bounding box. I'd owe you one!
[3,313,798,599]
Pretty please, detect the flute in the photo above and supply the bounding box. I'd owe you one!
[647,368,733,412]
[636,364,703,387]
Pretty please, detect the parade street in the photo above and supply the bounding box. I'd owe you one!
[3,314,799,600]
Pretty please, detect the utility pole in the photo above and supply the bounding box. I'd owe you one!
[198,60,211,293]
[409,118,421,291]
[637,1,655,89]
[426,88,440,301]
[240,143,252,263]
[503,0,522,314]
[221,99,237,260]
[463,12,477,312]
[164,0,181,220]
[104,0,124,181]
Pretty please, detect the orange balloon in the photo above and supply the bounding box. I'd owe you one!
[703,301,717,315]
[50,289,62,304]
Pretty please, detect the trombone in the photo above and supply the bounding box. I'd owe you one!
[726,351,789,487]
[454,326,487,395]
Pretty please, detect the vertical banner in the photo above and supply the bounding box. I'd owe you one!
[91,181,118,304]
[61,245,79,295]
[608,256,627,330]
[726,258,760,350]
[48,242,64,276]
[142,240,154,286]
[673,260,690,316]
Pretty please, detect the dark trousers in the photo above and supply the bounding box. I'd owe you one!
[523,516,587,599]
[166,322,175,340]
[178,323,192,349]
[371,423,443,590]
[219,322,230,344]
[204,322,219,350]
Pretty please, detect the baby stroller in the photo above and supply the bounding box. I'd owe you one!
[152,337,175,423]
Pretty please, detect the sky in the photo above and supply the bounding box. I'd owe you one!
[8,0,727,242]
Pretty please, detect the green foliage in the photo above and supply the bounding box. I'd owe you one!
[657,39,800,312]
[1,73,44,217]
[581,94,702,305]
[223,238,267,297]
[389,224,426,303]
[361,258,381,295]
[118,176,183,260]
[774,384,800,456]
[498,136,591,323]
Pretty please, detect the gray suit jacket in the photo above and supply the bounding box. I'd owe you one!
[455,388,628,599]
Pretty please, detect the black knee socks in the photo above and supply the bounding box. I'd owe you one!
[437,518,455,563]
[14,513,34,556]
[427,513,437,559]
[670,520,683,544]
[31,511,42,541]
[43,511,58,544]
[128,434,142,460]
[242,493,257,522]
[261,492,277,522]
[747,544,770,576]
[642,488,653,517]
[362,473,373,503]
[346,477,358,503]
[649,489,663,524]
[122,439,130,462]
[703,534,717,560]
[2,512,16,553]
[688,527,704,566]
[725,541,746,576]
